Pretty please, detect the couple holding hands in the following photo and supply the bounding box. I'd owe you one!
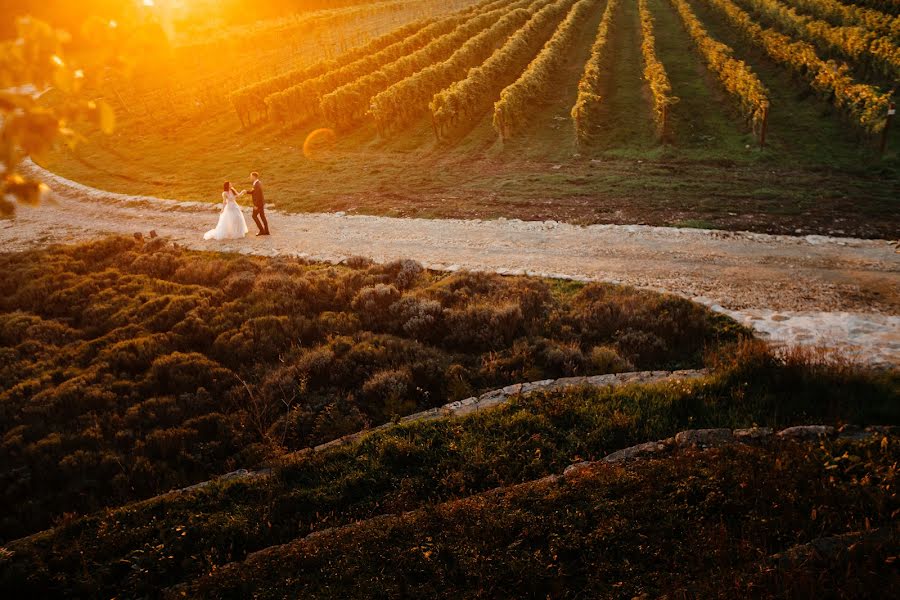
[204,171,271,240]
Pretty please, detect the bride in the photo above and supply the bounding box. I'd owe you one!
[204,181,249,240]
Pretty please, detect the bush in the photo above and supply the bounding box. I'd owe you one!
[444,302,525,351]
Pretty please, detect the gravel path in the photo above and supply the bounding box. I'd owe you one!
[5,161,899,366]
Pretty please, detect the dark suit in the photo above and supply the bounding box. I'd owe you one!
[249,179,269,234]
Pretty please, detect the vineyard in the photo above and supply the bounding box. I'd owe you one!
[221,0,895,147]
[43,0,899,237]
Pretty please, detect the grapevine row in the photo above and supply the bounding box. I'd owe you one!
[266,18,455,125]
[571,0,618,144]
[736,0,900,80]
[668,0,770,138]
[492,0,600,140]
[370,0,548,136]
[320,0,523,129]
[430,0,578,139]
[786,0,899,41]
[701,0,892,134]
[639,0,679,139]
[229,19,425,126]
[227,0,482,125]
[264,0,509,125]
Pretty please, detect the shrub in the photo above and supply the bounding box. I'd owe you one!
[148,352,237,395]
[351,284,402,326]
[589,345,634,373]
[311,399,371,445]
[444,302,524,351]
[360,367,415,420]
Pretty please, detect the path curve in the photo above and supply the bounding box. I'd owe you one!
[4,161,899,366]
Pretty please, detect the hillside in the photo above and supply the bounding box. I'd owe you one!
[0,236,739,541]
[41,0,900,238]
[2,345,897,596]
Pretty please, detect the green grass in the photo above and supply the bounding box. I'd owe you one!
[590,0,657,154]
[3,341,897,597]
[648,0,752,156]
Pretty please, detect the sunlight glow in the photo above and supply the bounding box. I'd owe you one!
[303,128,336,160]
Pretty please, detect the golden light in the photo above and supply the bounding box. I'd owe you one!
[303,128,336,160]
[143,0,156,6]
[50,55,64,67]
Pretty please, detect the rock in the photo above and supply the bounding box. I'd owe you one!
[776,425,835,439]
[133,232,143,241]
[603,440,669,463]
[220,468,249,482]
[149,230,158,238]
[563,461,593,477]
[675,428,734,447]
[733,427,773,442]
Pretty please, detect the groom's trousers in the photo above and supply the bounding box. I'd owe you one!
[252,204,270,234]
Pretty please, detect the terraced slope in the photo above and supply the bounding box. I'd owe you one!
[177,432,900,599]
[2,348,896,597]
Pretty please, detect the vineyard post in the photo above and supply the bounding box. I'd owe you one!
[759,106,768,148]
[880,102,895,157]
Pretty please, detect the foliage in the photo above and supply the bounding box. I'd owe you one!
[703,0,893,134]
[0,236,737,541]
[784,0,899,42]
[184,436,900,598]
[570,0,619,144]
[669,0,770,138]
[319,0,519,129]
[430,0,575,139]
[264,18,447,126]
[738,0,900,81]
[370,0,542,137]
[639,0,679,139]
[0,17,116,216]
[492,0,598,140]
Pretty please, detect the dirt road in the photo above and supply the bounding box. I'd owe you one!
[4,161,898,365]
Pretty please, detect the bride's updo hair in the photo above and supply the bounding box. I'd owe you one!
[223,181,230,192]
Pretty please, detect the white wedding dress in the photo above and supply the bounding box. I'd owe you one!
[204,190,249,240]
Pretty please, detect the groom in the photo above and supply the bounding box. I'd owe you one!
[247,171,270,236]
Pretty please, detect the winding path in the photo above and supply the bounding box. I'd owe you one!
[5,161,899,366]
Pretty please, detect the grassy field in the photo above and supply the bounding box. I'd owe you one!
[42,0,899,238]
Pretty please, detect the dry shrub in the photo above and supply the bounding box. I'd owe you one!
[390,296,444,341]
[590,345,634,373]
[444,302,524,351]
[352,284,402,324]
[311,399,371,445]
[360,367,416,420]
